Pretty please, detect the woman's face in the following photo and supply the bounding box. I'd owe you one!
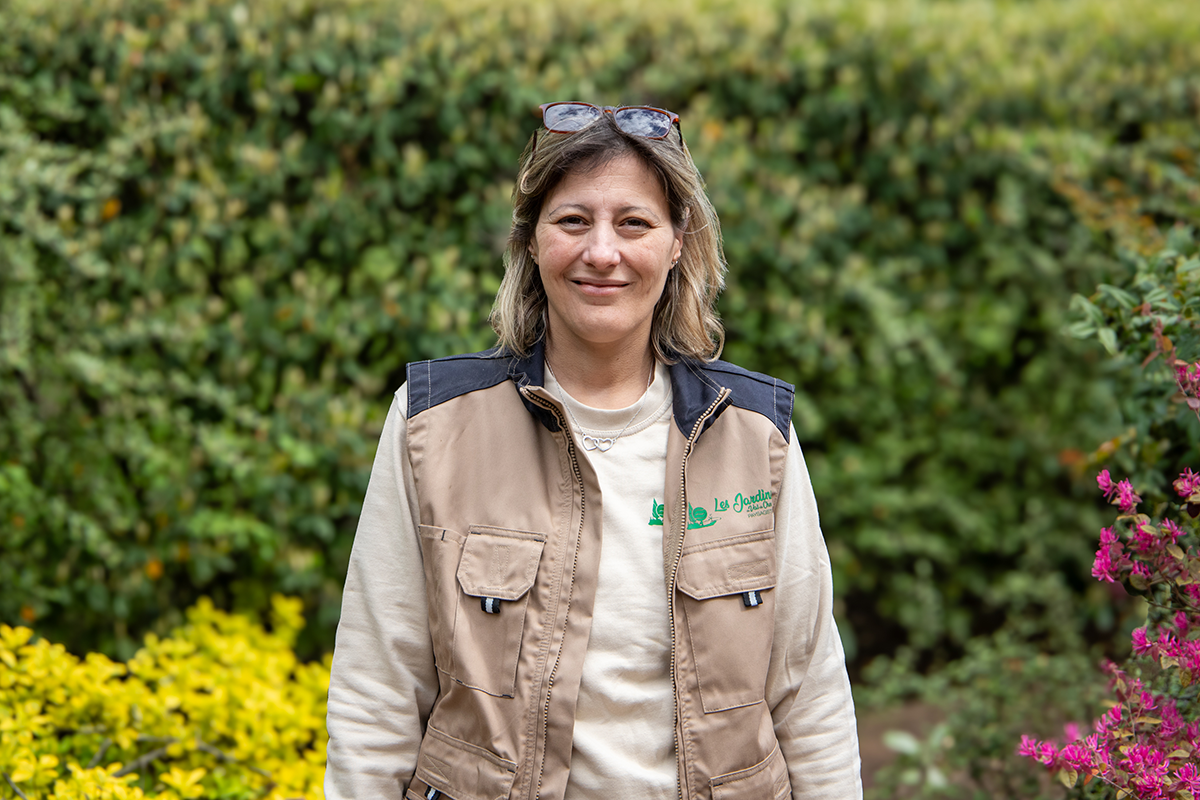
[530,153,683,356]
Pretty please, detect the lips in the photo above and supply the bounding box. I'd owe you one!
[570,277,628,287]
[570,277,630,296]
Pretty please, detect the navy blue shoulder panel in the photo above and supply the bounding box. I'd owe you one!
[669,359,795,442]
[406,347,515,418]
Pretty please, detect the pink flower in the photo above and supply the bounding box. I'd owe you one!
[1174,468,1200,499]
[1017,735,1042,759]
[1063,722,1083,742]
[1058,742,1092,771]
[1131,561,1152,581]
[1097,704,1122,731]
[1116,479,1142,512]
[1099,526,1119,546]
[1092,545,1119,582]
[1177,763,1200,793]
[1098,469,1115,495]
[1121,745,1169,799]
[1132,627,1153,655]
[1159,698,1184,740]
[1174,611,1191,637]
[1180,639,1200,672]
[1161,519,1185,544]
[1132,522,1159,553]
[1176,361,1200,391]
[1155,631,1179,660]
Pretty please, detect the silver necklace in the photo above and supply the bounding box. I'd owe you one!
[545,361,653,453]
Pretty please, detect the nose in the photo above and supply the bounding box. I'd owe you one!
[581,222,621,270]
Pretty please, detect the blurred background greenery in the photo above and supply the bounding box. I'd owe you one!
[2,0,1199,794]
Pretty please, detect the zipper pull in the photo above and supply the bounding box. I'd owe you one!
[742,590,763,607]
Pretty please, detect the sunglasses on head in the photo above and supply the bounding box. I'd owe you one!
[531,102,684,158]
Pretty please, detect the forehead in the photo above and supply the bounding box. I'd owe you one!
[545,153,669,211]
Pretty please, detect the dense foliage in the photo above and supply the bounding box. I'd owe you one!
[2,0,1199,664]
[866,232,1200,798]
[0,596,328,800]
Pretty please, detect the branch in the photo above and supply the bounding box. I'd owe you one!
[112,746,171,777]
[194,739,273,779]
[86,737,112,769]
[1,773,29,800]
[111,736,275,783]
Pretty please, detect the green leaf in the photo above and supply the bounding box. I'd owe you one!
[882,730,921,755]
[1098,283,1138,310]
[1097,327,1119,355]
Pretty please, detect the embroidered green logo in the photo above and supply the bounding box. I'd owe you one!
[648,489,773,529]
[647,500,716,529]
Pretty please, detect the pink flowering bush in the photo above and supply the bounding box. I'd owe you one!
[1022,231,1200,799]
[868,232,1199,799]
[1019,457,1200,796]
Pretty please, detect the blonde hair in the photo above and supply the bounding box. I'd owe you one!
[490,113,726,362]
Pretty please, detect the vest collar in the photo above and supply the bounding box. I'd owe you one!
[506,340,731,438]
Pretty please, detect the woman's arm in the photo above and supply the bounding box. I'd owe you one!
[766,428,863,798]
[325,391,439,799]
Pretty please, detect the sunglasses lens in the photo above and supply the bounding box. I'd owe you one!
[613,107,673,138]
[543,103,601,132]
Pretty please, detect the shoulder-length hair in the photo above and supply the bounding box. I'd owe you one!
[490,112,726,362]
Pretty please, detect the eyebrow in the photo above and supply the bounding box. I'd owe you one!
[545,203,663,221]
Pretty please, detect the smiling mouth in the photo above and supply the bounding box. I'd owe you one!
[571,279,629,296]
[571,278,629,287]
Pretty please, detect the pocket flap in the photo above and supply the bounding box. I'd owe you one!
[415,725,517,800]
[710,744,790,800]
[457,526,547,600]
[677,530,777,600]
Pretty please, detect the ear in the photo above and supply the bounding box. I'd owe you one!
[528,240,539,265]
[671,208,689,266]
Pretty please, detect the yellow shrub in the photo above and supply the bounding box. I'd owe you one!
[0,597,328,799]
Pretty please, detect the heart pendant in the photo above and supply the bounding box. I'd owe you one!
[583,435,615,452]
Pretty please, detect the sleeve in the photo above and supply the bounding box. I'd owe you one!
[766,426,863,799]
[325,389,439,800]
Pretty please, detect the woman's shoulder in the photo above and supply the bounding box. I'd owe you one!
[686,358,794,391]
[669,358,795,439]
[402,346,523,419]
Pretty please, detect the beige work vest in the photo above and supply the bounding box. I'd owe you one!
[403,348,793,800]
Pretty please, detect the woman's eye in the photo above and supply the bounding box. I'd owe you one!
[622,218,651,229]
[557,215,586,226]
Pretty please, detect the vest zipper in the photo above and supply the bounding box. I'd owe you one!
[524,390,586,800]
[669,388,730,800]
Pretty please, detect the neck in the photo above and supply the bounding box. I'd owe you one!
[544,336,655,409]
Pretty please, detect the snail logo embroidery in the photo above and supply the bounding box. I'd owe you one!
[648,489,774,529]
[647,500,718,529]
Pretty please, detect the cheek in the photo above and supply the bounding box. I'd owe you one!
[533,234,573,270]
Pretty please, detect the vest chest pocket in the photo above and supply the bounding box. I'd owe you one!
[452,526,547,698]
[677,529,777,713]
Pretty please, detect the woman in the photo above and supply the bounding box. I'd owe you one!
[325,103,862,800]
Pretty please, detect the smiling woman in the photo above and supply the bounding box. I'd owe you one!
[531,155,681,406]
[324,104,863,800]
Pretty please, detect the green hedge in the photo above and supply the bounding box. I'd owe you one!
[2,0,1198,662]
